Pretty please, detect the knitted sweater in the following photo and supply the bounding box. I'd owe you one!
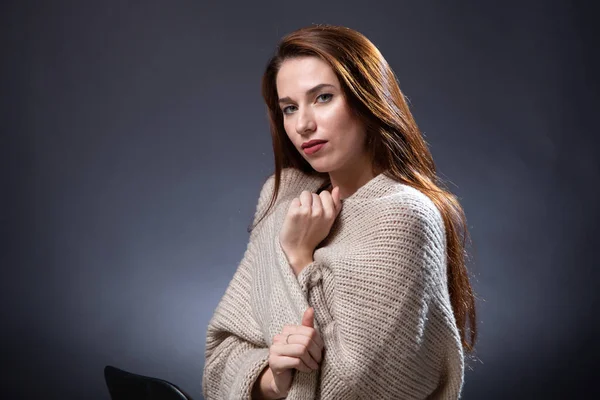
[202,167,464,399]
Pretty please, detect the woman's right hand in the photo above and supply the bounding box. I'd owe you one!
[268,307,324,397]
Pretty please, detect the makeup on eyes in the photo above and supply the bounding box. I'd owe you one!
[282,93,334,115]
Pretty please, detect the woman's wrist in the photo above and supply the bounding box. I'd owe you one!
[287,248,313,267]
[252,366,286,399]
[289,254,314,276]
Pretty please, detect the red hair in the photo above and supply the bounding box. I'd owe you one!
[254,24,477,353]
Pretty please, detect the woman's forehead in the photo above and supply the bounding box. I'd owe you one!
[276,58,339,98]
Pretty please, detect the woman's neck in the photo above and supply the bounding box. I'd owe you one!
[327,163,382,200]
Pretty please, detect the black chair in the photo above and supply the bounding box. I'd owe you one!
[104,365,193,400]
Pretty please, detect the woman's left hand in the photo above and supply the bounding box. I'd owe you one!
[279,186,342,276]
[271,307,324,377]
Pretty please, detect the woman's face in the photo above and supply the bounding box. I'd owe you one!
[276,56,369,174]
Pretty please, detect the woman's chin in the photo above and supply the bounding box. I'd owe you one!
[308,162,331,174]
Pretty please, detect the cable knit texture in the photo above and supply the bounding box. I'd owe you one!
[202,167,464,399]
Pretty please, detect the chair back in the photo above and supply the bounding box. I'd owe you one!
[104,365,192,400]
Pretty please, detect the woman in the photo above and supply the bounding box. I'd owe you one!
[202,24,477,399]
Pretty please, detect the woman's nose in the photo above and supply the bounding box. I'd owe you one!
[296,108,316,134]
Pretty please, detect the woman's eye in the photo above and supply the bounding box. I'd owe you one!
[317,93,333,102]
[282,94,332,115]
[282,105,296,115]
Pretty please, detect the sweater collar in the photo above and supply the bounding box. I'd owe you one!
[285,168,398,202]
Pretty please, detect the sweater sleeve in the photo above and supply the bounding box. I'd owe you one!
[202,175,276,400]
[297,194,465,399]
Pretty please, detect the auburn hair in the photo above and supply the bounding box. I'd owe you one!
[251,24,477,353]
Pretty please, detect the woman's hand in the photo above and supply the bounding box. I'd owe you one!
[279,186,342,276]
[268,307,325,397]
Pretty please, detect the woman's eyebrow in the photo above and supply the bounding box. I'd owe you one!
[278,83,336,104]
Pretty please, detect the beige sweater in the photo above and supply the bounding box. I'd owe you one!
[202,167,464,399]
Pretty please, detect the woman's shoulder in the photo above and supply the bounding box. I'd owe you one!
[375,178,445,234]
[373,175,437,211]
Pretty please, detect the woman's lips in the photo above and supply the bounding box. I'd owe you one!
[303,142,326,155]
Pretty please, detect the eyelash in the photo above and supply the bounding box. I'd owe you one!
[282,93,333,115]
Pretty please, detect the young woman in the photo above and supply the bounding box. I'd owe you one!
[203,24,477,400]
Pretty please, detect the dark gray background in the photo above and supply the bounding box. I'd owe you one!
[2,0,598,399]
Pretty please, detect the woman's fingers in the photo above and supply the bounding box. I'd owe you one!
[274,330,323,365]
[318,190,335,218]
[302,337,323,364]
[289,197,301,209]
[277,331,323,365]
[273,354,313,373]
[272,343,318,370]
[311,193,323,217]
[299,190,313,208]
[296,189,340,221]
[283,325,325,350]
[333,186,341,210]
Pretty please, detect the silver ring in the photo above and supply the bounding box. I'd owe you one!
[286,334,291,344]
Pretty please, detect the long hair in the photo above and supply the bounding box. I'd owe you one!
[253,24,477,353]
